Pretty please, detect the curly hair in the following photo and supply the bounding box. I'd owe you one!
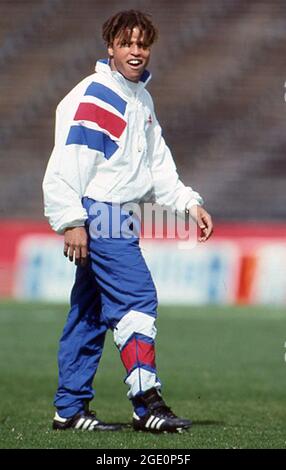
[102,10,158,48]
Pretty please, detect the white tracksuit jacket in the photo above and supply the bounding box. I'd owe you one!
[42,59,203,234]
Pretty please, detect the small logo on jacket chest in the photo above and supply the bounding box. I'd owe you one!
[147,114,153,125]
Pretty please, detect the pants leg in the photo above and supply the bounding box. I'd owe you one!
[83,198,161,403]
[114,311,162,400]
[54,263,108,418]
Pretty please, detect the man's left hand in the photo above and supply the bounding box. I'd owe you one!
[188,205,213,242]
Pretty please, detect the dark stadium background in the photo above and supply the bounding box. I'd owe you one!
[0,0,286,450]
[1,0,286,221]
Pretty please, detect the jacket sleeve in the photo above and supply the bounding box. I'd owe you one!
[42,105,94,234]
[146,99,203,213]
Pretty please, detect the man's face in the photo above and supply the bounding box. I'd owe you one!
[108,27,151,82]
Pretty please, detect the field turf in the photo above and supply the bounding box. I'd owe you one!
[0,301,285,449]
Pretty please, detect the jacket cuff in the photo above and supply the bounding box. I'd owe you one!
[185,192,204,212]
[179,189,204,213]
[60,220,87,233]
[47,208,88,234]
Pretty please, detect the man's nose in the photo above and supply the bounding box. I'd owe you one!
[130,43,140,55]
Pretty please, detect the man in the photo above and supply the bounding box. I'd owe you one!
[43,10,213,433]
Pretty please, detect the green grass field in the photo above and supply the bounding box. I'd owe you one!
[0,301,285,449]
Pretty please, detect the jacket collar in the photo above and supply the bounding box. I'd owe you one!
[95,58,151,98]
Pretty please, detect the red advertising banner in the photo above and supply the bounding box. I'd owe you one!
[1,220,286,304]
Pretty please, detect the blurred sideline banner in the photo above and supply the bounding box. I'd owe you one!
[1,221,286,305]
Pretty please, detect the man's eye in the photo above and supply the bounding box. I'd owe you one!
[139,44,149,50]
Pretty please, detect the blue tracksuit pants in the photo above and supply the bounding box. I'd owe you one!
[54,198,160,418]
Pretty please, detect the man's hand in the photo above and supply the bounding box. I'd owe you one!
[64,227,89,266]
[189,205,213,242]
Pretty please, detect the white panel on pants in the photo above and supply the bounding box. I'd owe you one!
[113,310,157,351]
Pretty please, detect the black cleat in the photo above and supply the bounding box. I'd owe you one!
[53,409,121,431]
[132,388,192,433]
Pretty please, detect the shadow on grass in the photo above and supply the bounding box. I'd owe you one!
[110,420,226,429]
[191,420,226,426]
[109,422,132,429]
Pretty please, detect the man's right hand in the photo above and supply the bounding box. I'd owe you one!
[64,226,89,266]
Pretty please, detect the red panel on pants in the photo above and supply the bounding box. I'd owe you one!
[121,337,155,373]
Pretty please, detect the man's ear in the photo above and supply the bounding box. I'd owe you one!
[108,45,114,57]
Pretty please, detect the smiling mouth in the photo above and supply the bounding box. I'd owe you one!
[127,59,143,69]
